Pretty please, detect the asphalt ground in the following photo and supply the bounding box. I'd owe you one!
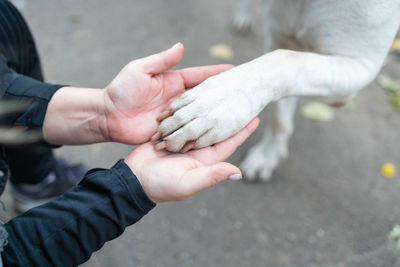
[2,0,400,266]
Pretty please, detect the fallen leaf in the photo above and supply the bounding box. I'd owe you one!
[381,163,396,178]
[300,102,334,121]
[377,75,400,109]
[391,38,400,53]
[390,93,400,109]
[209,44,234,60]
[377,75,400,94]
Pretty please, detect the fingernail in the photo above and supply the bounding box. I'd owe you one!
[151,132,161,142]
[228,174,242,181]
[172,42,182,49]
[155,141,166,151]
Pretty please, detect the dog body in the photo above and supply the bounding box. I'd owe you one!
[157,0,400,180]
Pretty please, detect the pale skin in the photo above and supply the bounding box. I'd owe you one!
[43,43,233,145]
[126,117,259,203]
[42,43,258,202]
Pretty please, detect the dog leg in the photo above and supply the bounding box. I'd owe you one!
[231,0,257,34]
[156,0,400,151]
[155,49,378,153]
[241,96,297,181]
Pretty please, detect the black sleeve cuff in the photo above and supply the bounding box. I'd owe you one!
[110,159,156,212]
[3,75,64,129]
[83,159,156,214]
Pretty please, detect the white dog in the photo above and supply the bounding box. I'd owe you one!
[153,0,400,181]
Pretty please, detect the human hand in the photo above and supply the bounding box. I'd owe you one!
[125,118,259,203]
[102,43,233,145]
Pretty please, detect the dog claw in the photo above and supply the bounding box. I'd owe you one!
[151,132,161,142]
[181,142,195,153]
[157,110,172,122]
[155,141,166,151]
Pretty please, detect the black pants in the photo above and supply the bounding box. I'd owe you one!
[1,0,55,184]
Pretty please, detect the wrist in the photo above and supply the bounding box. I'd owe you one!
[43,87,107,145]
[114,159,156,208]
[123,156,158,203]
[235,49,296,103]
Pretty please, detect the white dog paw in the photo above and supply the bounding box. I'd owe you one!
[240,134,289,181]
[231,10,253,34]
[155,73,260,153]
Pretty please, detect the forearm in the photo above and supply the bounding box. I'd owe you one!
[43,86,108,145]
[1,73,108,146]
[2,160,156,266]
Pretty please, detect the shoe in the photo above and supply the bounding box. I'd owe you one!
[10,158,87,213]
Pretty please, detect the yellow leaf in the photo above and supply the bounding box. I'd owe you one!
[300,102,334,121]
[390,93,400,109]
[381,163,396,178]
[209,44,234,60]
[377,75,400,94]
[391,39,400,52]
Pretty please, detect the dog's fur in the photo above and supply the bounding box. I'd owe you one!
[157,0,400,181]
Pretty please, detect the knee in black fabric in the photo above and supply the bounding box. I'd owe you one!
[5,145,56,184]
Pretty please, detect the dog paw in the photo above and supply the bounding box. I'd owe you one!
[240,134,289,181]
[153,63,271,153]
[154,73,260,152]
[155,96,250,152]
[231,10,253,34]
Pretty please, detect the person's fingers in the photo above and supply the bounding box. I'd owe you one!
[134,43,185,75]
[180,162,241,198]
[176,64,234,89]
[208,117,260,162]
[190,117,260,164]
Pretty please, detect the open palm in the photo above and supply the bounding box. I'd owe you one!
[103,43,232,144]
[125,118,259,203]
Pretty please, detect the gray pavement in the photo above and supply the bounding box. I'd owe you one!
[2,0,400,266]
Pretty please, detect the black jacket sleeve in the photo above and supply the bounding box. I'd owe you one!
[0,54,17,96]
[0,54,63,130]
[2,160,156,266]
[1,0,64,130]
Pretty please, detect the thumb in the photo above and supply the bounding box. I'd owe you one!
[135,43,184,75]
[182,162,242,197]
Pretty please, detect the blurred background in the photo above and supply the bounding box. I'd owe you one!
[2,0,400,266]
